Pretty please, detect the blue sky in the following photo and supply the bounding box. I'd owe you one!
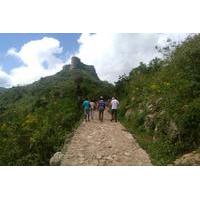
[0,33,189,88]
[0,33,81,73]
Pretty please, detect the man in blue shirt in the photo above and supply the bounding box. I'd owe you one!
[82,97,90,122]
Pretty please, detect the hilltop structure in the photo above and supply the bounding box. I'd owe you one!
[63,56,99,80]
[70,56,81,69]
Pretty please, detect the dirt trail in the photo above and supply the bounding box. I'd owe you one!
[61,110,152,166]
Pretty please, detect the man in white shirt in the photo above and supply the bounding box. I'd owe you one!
[110,97,119,122]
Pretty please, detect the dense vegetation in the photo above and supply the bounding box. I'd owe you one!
[0,62,114,165]
[116,34,200,165]
[1,34,200,166]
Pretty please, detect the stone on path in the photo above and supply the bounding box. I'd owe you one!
[50,152,64,166]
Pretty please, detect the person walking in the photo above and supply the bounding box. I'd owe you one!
[98,96,106,122]
[90,100,96,120]
[110,97,119,122]
[82,97,90,122]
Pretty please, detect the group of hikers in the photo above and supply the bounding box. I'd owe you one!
[82,96,119,122]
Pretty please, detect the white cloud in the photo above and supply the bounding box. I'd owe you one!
[74,33,189,83]
[1,37,66,87]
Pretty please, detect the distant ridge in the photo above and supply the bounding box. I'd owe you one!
[0,87,7,94]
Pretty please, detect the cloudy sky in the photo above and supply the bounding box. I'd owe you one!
[0,33,189,88]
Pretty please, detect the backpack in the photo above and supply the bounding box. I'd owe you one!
[99,100,105,111]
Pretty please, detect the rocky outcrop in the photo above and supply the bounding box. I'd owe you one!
[49,152,64,166]
[144,113,156,130]
[125,108,133,118]
[168,120,179,139]
[174,150,200,165]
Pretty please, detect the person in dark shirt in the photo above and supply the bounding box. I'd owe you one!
[98,96,106,122]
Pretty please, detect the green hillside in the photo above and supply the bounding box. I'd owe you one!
[0,58,114,165]
[116,34,200,165]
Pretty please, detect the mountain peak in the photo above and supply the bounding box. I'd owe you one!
[70,56,81,69]
[62,56,99,81]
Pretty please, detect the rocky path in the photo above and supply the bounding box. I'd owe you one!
[61,110,152,166]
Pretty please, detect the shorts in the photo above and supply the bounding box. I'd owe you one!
[99,107,105,112]
[84,109,90,115]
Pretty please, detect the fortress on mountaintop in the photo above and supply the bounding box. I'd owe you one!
[70,56,81,70]
[63,56,99,80]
